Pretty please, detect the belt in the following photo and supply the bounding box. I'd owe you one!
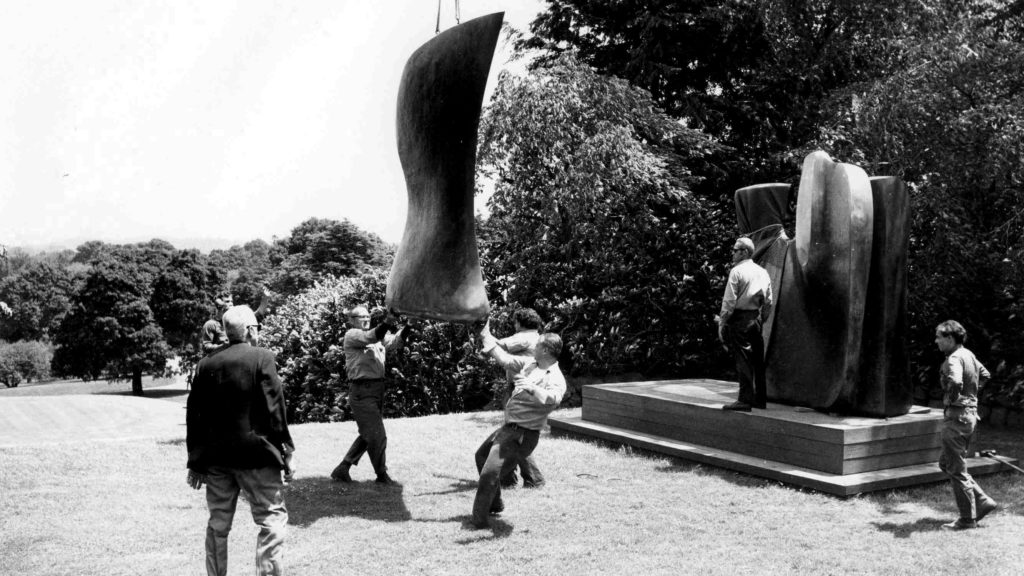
[351,378,384,384]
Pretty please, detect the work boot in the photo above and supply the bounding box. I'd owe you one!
[952,483,976,522]
[722,401,752,412]
[975,492,999,523]
[330,461,352,482]
[375,472,395,485]
[500,470,519,489]
[942,519,977,530]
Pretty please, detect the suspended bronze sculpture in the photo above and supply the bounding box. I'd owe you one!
[736,151,912,417]
[386,12,503,323]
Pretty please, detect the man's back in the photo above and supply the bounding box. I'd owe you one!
[187,343,292,471]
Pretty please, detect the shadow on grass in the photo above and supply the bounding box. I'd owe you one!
[412,473,477,497]
[422,514,514,542]
[100,389,189,400]
[871,517,948,538]
[462,412,506,428]
[285,476,412,527]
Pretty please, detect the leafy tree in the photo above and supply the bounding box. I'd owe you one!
[150,249,226,378]
[52,256,170,395]
[477,53,730,381]
[0,340,52,387]
[523,0,950,192]
[260,270,502,424]
[808,11,1024,408]
[0,261,76,342]
[267,218,394,297]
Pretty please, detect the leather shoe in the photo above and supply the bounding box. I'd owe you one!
[722,402,752,412]
[942,519,977,530]
[490,499,505,515]
[330,462,352,483]
[375,473,395,485]
[976,498,998,522]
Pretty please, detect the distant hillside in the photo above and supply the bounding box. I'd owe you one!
[9,236,264,255]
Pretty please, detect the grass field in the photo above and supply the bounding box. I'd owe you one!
[1,381,1023,576]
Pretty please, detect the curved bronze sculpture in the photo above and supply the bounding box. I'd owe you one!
[736,151,912,417]
[385,13,503,323]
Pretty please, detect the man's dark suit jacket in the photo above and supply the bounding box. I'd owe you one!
[186,342,294,472]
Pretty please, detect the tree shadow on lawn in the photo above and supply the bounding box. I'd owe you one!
[101,389,189,400]
[285,477,412,527]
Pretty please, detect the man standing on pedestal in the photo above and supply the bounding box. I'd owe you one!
[718,237,773,412]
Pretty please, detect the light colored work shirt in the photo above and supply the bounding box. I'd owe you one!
[719,258,773,324]
[498,330,539,383]
[343,327,401,381]
[941,346,990,408]
[483,334,566,430]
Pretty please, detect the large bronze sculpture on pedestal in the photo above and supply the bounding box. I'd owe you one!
[385,13,503,323]
[736,151,912,417]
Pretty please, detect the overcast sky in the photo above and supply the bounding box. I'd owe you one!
[0,0,545,251]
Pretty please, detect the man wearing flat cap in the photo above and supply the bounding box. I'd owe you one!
[718,237,773,412]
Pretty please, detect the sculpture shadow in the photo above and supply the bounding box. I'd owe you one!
[285,476,412,527]
[870,517,948,538]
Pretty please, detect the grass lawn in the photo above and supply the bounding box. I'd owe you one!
[1,388,1023,575]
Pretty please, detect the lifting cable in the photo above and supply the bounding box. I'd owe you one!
[435,0,461,34]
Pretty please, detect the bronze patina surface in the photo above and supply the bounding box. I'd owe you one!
[386,13,503,322]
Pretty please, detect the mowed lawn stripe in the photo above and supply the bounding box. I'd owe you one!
[0,395,185,448]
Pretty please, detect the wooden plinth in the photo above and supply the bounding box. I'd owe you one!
[548,379,1015,496]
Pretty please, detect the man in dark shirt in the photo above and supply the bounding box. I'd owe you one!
[187,305,294,576]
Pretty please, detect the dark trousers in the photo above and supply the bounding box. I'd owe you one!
[724,310,766,407]
[473,423,540,525]
[939,406,992,520]
[342,379,387,475]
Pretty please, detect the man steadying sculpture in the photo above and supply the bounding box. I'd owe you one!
[331,306,407,484]
[472,321,566,529]
[496,308,547,489]
[718,237,773,412]
[934,320,998,530]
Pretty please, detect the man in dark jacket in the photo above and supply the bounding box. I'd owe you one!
[186,305,294,576]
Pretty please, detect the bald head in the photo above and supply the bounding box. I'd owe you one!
[223,305,259,343]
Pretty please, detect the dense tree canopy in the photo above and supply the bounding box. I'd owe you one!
[267,218,393,297]
[477,53,730,376]
[0,261,76,342]
[52,256,170,395]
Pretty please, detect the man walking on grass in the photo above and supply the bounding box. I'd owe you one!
[186,305,295,576]
[934,319,998,530]
[472,321,566,529]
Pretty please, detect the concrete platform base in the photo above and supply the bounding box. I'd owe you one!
[549,379,1016,496]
